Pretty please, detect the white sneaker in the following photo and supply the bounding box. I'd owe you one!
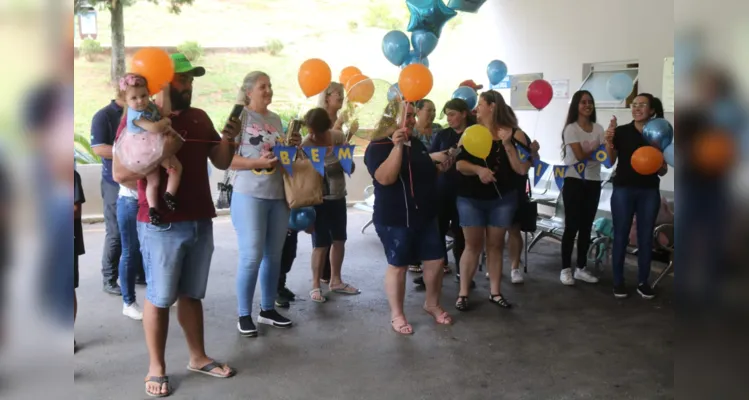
[123,302,143,320]
[485,272,490,279]
[511,269,524,284]
[560,268,575,285]
[574,267,599,283]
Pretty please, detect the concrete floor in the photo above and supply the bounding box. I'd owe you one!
[74,211,673,400]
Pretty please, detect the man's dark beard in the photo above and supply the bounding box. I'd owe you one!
[169,87,192,111]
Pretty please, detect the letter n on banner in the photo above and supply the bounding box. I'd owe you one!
[274,146,297,176]
[334,145,356,176]
[594,144,613,168]
[533,159,550,186]
[553,165,567,190]
[303,146,327,176]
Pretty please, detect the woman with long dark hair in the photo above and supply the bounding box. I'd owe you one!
[454,91,530,311]
[430,98,475,275]
[559,90,605,286]
[605,93,668,299]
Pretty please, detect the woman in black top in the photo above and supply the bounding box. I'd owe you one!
[454,91,530,310]
[604,93,668,299]
[428,98,475,277]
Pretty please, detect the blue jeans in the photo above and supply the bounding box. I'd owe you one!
[231,193,290,317]
[117,196,142,305]
[137,220,214,308]
[457,191,518,228]
[611,187,661,286]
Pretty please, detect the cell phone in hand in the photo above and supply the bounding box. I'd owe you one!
[229,104,244,121]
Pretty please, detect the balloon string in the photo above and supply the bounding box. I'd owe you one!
[483,159,502,199]
[532,110,541,141]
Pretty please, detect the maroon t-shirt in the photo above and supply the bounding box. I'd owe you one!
[115,107,221,223]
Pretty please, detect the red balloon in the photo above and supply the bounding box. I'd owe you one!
[527,79,553,110]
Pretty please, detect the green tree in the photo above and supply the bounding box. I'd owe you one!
[74,0,194,82]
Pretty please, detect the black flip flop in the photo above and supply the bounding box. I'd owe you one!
[145,376,170,398]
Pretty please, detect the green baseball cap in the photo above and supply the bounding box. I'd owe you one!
[170,53,205,77]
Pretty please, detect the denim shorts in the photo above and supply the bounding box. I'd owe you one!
[374,218,444,267]
[137,219,214,308]
[312,198,348,248]
[457,191,518,228]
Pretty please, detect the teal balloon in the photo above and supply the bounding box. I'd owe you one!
[400,51,429,68]
[452,86,478,110]
[406,0,457,38]
[447,0,487,13]
[487,60,507,85]
[382,30,411,66]
[411,30,438,58]
[288,207,316,231]
[643,118,674,150]
[606,73,633,100]
[663,144,675,167]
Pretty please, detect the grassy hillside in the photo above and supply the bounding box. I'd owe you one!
[74,0,483,155]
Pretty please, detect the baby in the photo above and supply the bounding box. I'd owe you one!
[119,73,182,224]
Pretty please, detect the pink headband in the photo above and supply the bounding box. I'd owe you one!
[119,74,146,91]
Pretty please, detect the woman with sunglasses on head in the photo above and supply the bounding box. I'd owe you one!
[454,91,530,311]
[505,106,540,285]
[605,93,668,299]
[559,90,605,286]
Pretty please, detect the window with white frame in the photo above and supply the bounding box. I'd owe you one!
[580,61,639,108]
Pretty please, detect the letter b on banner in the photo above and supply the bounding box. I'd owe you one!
[279,150,291,165]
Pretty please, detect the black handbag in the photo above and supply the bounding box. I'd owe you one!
[216,135,240,209]
[519,176,538,233]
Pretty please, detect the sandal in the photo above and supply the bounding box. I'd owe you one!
[455,296,469,311]
[408,265,423,273]
[144,376,171,398]
[309,288,327,303]
[187,360,236,378]
[390,316,413,335]
[329,283,361,295]
[424,306,453,325]
[489,293,512,309]
[443,265,452,275]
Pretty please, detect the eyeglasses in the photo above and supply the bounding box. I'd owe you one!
[630,102,649,109]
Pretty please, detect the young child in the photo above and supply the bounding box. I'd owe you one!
[118,73,182,224]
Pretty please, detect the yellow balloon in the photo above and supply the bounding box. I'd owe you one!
[463,125,492,159]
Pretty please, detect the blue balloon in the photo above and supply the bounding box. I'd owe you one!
[400,51,429,68]
[387,83,402,102]
[487,60,507,86]
[643,118,674,150]
[382,30,411,66]
[447,0,487,13]
[406,0,457,38]
[606,73,634,100]
[288,207,316,231]
[411,30,438,58]
[452,86,478,110]
[663,144,675,167]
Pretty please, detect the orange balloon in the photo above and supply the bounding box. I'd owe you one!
[398,64,433,102]
[130,48,174,95]
[631,146,664,175]
[339,66,362,87]
[693,130,735,174]
[298,58,332,98]
[345,75,375,104]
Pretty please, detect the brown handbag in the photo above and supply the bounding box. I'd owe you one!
[282,148,324,209]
